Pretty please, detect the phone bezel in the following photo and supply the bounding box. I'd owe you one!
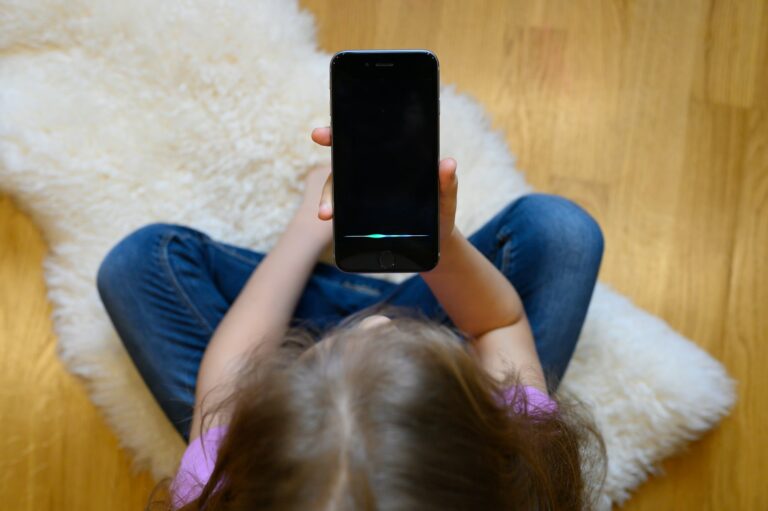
[329,49,441,273]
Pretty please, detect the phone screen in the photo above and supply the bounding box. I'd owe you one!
[330,50,439,272]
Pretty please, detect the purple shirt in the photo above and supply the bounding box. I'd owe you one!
[170,385,556,508]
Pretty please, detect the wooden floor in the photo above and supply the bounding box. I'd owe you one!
[1,0,766,509]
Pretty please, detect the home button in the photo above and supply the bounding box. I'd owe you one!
[378,250,395,269]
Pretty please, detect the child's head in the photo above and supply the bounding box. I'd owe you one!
[155,304,605,510]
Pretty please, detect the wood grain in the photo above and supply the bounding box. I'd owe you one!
[0,195,159,509]
[1,0,766,508]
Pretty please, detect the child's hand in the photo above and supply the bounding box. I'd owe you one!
[436,156,459,244]
[301,164,332,210]
[294,164,333,248]
[310,127,334,221]
[310,126,459,245]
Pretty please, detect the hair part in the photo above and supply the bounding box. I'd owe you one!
[147,303,606,511]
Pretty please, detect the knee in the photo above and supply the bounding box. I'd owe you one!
[507,194,604,266]
[96,223,191,303]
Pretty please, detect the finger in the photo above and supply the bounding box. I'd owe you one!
[439,157,458,195]
[311,127,332,147]
[318,171,334,220]
[438,158,458,218]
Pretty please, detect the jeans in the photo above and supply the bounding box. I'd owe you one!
[97,194,603,442]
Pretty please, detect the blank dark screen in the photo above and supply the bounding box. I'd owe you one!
[331,53,438,241]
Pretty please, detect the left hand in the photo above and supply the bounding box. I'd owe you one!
[293,163,334,248]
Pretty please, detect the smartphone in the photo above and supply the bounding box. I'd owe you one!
[330,49,440,273]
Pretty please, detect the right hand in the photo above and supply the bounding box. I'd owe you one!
[310,126,459,244]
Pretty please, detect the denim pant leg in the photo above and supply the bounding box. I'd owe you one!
[96,223,395,442]
[380,193,604,390]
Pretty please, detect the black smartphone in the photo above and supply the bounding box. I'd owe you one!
[330,49,440,273]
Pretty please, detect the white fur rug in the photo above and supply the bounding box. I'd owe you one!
[0,0,735,508]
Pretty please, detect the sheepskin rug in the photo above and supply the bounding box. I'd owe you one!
[0,0,735,507]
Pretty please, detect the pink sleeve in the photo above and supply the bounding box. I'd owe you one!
[500,385,558,415]
[170,424,228,509]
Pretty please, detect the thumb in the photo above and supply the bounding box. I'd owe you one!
[439,157,458,198]
[318,171,334,220]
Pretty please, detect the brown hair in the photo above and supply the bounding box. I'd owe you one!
[147,303,606,510]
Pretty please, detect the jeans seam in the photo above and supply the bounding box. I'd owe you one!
[501,240,511,275]
[158,231,215,335]
[342,274,390,292]
[496,195,539,273]
[496,223,513,274]
[339,280,383,296]
[201,238,265,266]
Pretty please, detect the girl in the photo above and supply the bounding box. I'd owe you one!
[97,127,606,510]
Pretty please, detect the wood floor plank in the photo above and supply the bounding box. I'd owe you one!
[692,0,767,107]
[718,109,768,510]
[0,196,158,510]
